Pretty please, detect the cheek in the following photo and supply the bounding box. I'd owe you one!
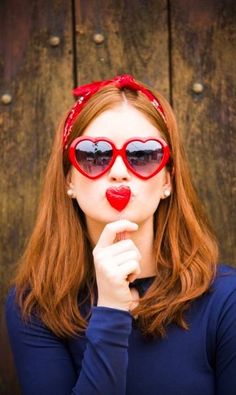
[75,187,100,217]
[136,175,165,212]
[142,184,162,210]
[139,175,164,200]
[74,181,97,202]
[70,173,104,213]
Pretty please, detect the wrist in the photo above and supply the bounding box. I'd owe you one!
[97,299,129,312]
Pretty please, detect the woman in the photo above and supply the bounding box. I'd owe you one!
[5,74,236,394]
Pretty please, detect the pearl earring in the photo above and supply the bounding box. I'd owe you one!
[163,189,171,197]
[67,189,74,197]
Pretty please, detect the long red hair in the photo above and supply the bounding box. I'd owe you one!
[12,84,218,337]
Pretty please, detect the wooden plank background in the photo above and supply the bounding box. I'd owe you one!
[0,1,235,393]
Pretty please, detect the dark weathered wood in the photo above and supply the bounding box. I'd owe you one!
[0,1,73,393]
[170,0,236,265]
[75,0,169,96]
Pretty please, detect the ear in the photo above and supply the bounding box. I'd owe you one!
[65,169,76,197]
[65,168,73,188]
[161,170,172,199]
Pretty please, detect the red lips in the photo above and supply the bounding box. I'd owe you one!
[106,186,131,211]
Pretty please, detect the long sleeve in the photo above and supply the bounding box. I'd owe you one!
[73,307,132,394]
[5,288,132,395]
[215,288,236,395]
[6,265,236,395]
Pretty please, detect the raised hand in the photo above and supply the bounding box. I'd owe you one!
[92,220,141,311]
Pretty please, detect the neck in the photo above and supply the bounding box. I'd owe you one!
[87,216,156,279]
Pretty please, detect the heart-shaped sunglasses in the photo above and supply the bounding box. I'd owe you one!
[68,137,170,180]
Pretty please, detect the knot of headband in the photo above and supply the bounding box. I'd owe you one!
[63,74,166,148]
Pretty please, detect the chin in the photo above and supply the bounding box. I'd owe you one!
[85,200,153,225]
[109,210,147,225]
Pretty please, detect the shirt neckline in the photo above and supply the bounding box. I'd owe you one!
[129,276,156,296]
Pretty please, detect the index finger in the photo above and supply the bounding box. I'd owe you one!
[95,220,139,249]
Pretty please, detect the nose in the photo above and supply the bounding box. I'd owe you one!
[108,155,131,181]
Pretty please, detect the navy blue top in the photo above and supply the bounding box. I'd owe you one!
[5,264,236,395]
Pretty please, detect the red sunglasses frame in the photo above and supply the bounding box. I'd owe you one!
[68,136,170,180]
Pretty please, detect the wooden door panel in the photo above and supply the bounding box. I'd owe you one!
[0,1,73,393]
[74,0,169,96]
[170,0,236,263]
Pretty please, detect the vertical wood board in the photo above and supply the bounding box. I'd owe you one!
[75,0,170,96]
[0,1,74,393]
[170,0,236,264]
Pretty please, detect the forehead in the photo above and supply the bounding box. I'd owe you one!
[82,104,162,145]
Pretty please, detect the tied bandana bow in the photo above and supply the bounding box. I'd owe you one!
[63,74,167,148]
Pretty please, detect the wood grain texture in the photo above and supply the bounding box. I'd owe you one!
[170,0,236,264]
[75,0,169,96]
[0,0,74,286]
[0,1,73,393]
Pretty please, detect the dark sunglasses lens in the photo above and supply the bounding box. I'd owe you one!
[126,140,164,176]
[75,140,113,176]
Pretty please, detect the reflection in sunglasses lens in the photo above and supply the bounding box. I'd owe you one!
[126,140,163,176]
[75,141,113,176]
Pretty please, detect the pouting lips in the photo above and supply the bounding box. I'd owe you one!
[105,186,131,212]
